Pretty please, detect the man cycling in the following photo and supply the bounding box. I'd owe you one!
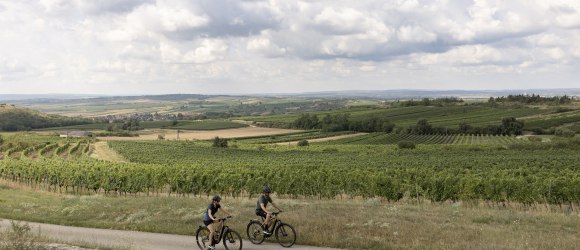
[255,186,283,235]
[203,195,231,250]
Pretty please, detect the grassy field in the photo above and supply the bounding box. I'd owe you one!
[0,182,578,250]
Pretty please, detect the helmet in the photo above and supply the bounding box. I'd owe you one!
[263,186,271,193]
[212,195,221,202]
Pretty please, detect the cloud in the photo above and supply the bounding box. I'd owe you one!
[2,0,580,94]
[161,39,228,64]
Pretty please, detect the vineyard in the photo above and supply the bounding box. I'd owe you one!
[242,105,555,128]
[319,133,527,145]
[1,138,579,207]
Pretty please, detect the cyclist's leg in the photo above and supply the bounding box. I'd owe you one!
[207,222,215,246]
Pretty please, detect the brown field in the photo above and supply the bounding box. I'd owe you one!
[273,133,367,145]
[98,127,302,141]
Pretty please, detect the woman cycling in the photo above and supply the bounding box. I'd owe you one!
[203,195,231,250]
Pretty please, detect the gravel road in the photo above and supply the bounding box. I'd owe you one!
[0,219,341,250]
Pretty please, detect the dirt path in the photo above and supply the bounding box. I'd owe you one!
[0,219,340,250]
[273,133,367,145]
[90,141,128,162]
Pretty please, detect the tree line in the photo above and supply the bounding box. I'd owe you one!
[489,94,573,104]
[292,113,524,135]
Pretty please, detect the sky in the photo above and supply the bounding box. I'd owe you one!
[0,0,579,95]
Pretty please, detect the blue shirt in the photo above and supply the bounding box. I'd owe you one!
[203,203,220,222]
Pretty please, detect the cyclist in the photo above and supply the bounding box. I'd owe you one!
[203,195,231,250]
[255,186,283,235]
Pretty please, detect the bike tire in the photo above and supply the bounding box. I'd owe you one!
[195,226,211,250]
[246,220,266,244]
[223,229,243,250]
[275,222,296,248]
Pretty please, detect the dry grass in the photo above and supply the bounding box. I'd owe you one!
[0,182,578,250]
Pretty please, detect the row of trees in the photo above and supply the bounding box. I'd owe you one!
[293,114,395,133]
[293,114,524,135]
[489,94,573,104]
[399,97,464,107]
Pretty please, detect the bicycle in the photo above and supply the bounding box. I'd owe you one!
[246,211,296,248]
[196,216,243,250]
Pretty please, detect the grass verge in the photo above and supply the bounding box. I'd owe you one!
[0,181,578,249]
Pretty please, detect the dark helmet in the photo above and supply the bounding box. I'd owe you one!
[263,186,272,193]
[212,195,221,202]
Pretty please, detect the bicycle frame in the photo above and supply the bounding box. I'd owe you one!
[258,212,282,236]
[211,218,231,243]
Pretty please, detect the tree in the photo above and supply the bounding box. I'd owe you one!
[500,117,524,136]
[212,136,228,148]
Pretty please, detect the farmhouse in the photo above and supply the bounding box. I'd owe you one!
[59,131,94,138]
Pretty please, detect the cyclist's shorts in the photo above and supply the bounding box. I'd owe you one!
[203,220,213,226]
[256,210,267,218]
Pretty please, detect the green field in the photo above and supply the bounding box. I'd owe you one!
[3,137,579,205]
[36,120,248,131]
[320,133,527,145]
[241,105,556,128]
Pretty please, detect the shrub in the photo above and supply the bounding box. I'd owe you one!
[297,140,309,146]
[157,134,165,140]
[0,135,3,145]
[212,136,228,148]
[397,140,416,149]
[554,129,575,138]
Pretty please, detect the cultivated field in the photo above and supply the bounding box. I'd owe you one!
[97,127,302,141]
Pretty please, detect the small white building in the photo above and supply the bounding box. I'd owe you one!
[59,131,93,138]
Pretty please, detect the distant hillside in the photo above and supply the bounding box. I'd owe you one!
[0,104,92,131]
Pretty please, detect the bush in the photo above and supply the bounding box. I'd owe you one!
[212,136,228,148]
[0,135,3,145]
[397,140,416,149]
[527,136,543,142]
[157,134,165,140]
[554,129,576,138]
[297,140,309,147]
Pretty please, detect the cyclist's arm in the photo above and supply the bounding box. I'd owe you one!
[260,203,270,213]
[207,208,216,221]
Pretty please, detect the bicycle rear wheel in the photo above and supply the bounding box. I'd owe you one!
[195,227,211,250]
[275,223,296,247]
[223,229,243,250]
[246,220,266,244]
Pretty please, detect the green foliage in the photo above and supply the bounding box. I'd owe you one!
[0,106,92,132]
[2,141,580,204]
[490,94,573,104]
[297,140,309,146]
[212,136,228,148]
[0,221,42,250]
[554,129,576,137]
[397,140,416,149]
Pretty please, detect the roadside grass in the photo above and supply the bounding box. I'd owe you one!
[0,181,578,249]
[0,219,125,250]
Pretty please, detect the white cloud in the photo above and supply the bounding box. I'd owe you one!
[1,0,580,94]
[397,25,437,43]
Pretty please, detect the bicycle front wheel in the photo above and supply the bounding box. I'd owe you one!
[195,227,211,250]
[223,229,243,250]
[246,221,265,244]
[275,223,296,247]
